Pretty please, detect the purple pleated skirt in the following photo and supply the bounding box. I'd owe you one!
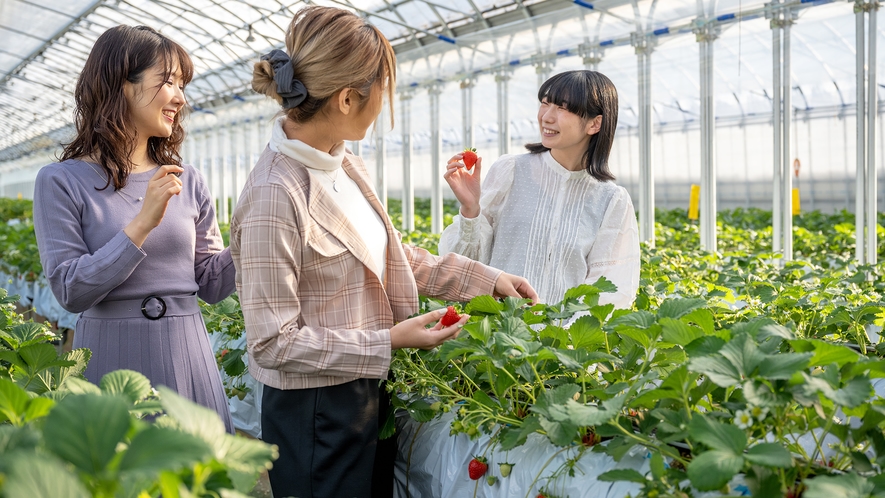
[72,311,234,433]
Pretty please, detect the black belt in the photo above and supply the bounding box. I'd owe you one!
[82,293,199,320]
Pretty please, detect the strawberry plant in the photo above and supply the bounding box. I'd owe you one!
[390,278,885,496]
[0,286,276,497]
[200,294,251,400]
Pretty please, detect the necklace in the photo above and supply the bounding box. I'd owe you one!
[85,162,144,203]
[324,169,340,193]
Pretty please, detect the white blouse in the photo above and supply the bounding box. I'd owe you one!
[438,151,640,308]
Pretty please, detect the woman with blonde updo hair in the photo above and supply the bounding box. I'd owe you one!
[230,6,537,497]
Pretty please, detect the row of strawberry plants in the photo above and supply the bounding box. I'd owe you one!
[0,286,277,497]
[4,196,885,495]
[390,281,885,497]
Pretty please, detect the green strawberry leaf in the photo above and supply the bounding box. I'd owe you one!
[743,442,792,468]
[658,298,706,319]
[597,468,647,483]
[686,449,744,491]
[803,473,875,498]
[688,414,747,454]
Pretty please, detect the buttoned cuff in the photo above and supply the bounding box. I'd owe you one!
[457,210,482,240]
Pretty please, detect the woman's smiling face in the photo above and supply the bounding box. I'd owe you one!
[537,98,598,154]
[124,61,186,140]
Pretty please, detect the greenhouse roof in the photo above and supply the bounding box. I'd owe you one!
[0,0,874,162]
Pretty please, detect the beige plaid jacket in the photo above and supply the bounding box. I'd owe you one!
[230,147,502,390]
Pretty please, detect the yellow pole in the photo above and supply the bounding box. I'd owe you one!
[688,184,700,220]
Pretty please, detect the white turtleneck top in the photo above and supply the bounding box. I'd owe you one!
[269,117,388,280]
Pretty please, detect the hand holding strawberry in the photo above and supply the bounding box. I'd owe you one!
[462,148,478,169]
[440,305,461,327]
[444,150,483,219]
[390,307,468,350]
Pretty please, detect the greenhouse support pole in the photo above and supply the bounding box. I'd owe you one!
[580,44,602,71]
[697,23,718,252]
[461,78,475,150]
[241,118,252,195]
[253,117,264,170]
[230,122,239,216]
[184,133,200,171]
[429,84,443,234]
[867,1,879,265]
[401,92,415,232]
[635,34,655,247]
[534,55,554,90]
[220,125,231,224]
[194,129,211,176]
[374,109,387,208]
[856,1,867,265]
[782,10,793,262]
[496,71,511,157]
[210,128,221,224]
[771,8,783,255]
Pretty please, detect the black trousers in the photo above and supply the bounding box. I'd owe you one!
[262,379,397,498]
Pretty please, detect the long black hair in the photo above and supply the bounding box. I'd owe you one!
[525,70,618,181]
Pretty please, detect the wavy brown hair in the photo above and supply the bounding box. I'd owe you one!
[252,6,396,126]
[60,25,194,190]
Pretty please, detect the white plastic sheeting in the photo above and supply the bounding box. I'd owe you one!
[0,266,261,436]
[392,411,753,498]
[393,379,885,498]
[206,331,263,438]
[0,271,79,330]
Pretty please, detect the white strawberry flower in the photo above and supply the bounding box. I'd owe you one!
[734,409,753,429]
[749,405,769,421]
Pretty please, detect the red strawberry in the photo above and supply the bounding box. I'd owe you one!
[220,349,229,359]
[581,431,601,447]
[468,456,488,480]
[440,305,461,327]
[462,148,478,168]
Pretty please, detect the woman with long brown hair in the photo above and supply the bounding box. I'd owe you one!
[231,6,537,497]
[33,25,235,431]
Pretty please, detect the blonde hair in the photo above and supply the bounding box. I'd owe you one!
[252,6,396,125]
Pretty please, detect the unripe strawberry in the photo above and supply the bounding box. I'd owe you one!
[499,462,513,478]
[486,475,497,486]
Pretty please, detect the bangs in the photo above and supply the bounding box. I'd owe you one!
[158,38,194,86]
[538,72,593,119]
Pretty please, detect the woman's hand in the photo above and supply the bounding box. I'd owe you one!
[443,153,482,219]
[390,308,470,350]
[124,165,184,247]
[493,273,540,304]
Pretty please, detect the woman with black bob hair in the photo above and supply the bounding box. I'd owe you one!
[440,70,640,308]
[33,25,236,431]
